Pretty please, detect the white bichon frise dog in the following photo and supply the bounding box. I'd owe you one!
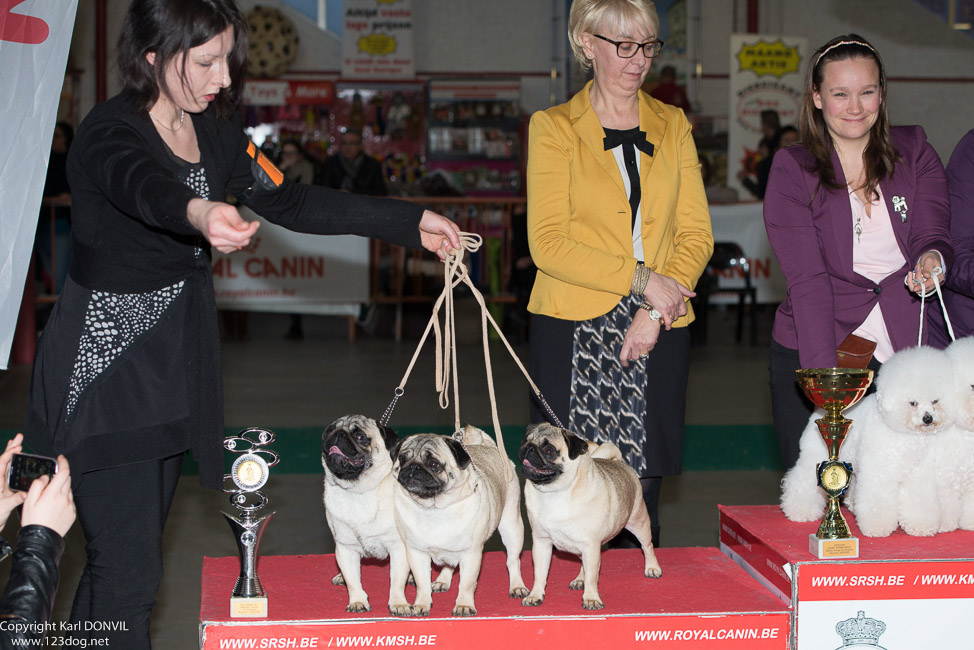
[934,336,974,532]
[779,395,876,523]
[843,346,954,537]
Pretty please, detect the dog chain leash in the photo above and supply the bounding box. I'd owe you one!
[917,265,955,345]
[378,387,404,428]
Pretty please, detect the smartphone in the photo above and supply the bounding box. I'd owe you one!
[7,453,58,492]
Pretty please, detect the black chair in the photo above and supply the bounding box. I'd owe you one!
[695,241,758,345]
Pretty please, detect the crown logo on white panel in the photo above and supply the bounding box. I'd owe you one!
[835,610,887,649]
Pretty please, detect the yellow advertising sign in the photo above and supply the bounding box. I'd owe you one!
[736,39,801,78]
[358,33,397,56]
[376,0,401,4]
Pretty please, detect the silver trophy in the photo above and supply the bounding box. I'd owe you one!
[223,427,279,618]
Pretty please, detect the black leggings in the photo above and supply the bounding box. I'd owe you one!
[69,453,183,648]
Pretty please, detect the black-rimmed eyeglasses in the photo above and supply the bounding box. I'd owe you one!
[593,34,664,58]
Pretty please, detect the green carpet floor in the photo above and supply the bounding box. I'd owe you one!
[1,425,784,476]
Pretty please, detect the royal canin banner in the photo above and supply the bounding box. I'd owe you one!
[0,0,79,368]
[201,614,790,649]
[210,208,368,315]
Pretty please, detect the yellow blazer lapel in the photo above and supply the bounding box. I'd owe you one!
[638,92,668,197]
[570,81,627,197]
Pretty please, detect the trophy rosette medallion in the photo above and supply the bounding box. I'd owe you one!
[796,368,873,559]
[223,428,280,618]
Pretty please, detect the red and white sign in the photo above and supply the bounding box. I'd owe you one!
[342,0,414,79]
[798,560,974,601]
[243,81,336,107]
[719,505,974,649]
[211,208,368,315]
[201,614,789,649]
[0,0,80,368]
[796,562,974,648]
[710,202,786,304]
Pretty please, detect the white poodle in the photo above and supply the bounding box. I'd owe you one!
[934,336,974,532]
[844,346,953,537]
[779,395,875,523]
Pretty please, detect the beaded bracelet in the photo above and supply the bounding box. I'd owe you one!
[631,264,651,295]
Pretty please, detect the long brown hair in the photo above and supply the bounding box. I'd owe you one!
[798,34,898,201]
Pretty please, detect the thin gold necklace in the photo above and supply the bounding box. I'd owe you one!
[149,108,185,133]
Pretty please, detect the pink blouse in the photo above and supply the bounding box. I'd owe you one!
[850,186,905,362]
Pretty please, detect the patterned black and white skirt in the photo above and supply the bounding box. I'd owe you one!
[528,295,690,477]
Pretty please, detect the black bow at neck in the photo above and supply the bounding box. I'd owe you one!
[603,128,655,157]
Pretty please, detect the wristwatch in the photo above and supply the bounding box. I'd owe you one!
[639,302,662,322]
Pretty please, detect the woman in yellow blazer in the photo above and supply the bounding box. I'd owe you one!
[527,0,712,548]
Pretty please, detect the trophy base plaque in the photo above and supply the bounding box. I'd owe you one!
[230,595,268,618]
[809,533,859,559]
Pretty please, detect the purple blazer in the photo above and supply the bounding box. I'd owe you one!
[929,129,974,348]
[764,125,953,369]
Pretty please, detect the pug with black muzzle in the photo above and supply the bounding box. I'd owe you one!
[322,414,413,616]
[518,423,662,610]
[392,425,528,616]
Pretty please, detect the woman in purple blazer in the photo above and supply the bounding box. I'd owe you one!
[763,34,952,469]
[929,129,974,347]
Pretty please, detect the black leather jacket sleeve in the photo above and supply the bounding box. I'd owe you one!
[0,526,65,648]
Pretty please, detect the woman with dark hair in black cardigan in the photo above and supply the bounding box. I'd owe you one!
[23,0,459,645]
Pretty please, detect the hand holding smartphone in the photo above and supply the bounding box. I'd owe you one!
[7,453,58,492]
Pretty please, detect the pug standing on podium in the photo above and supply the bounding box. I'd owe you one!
[519,423,662,610]
[391,426,528,616]
[321,415,413,616]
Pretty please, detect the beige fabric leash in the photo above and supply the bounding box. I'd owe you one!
[917,266,955,345]
[378,232,563,482]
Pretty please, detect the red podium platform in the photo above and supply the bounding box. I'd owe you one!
[719,504,974,649]
[200,548,789,649]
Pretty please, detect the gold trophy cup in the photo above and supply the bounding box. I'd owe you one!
[796,368,873,559]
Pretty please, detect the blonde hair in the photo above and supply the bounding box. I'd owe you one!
[568,0,660,72]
